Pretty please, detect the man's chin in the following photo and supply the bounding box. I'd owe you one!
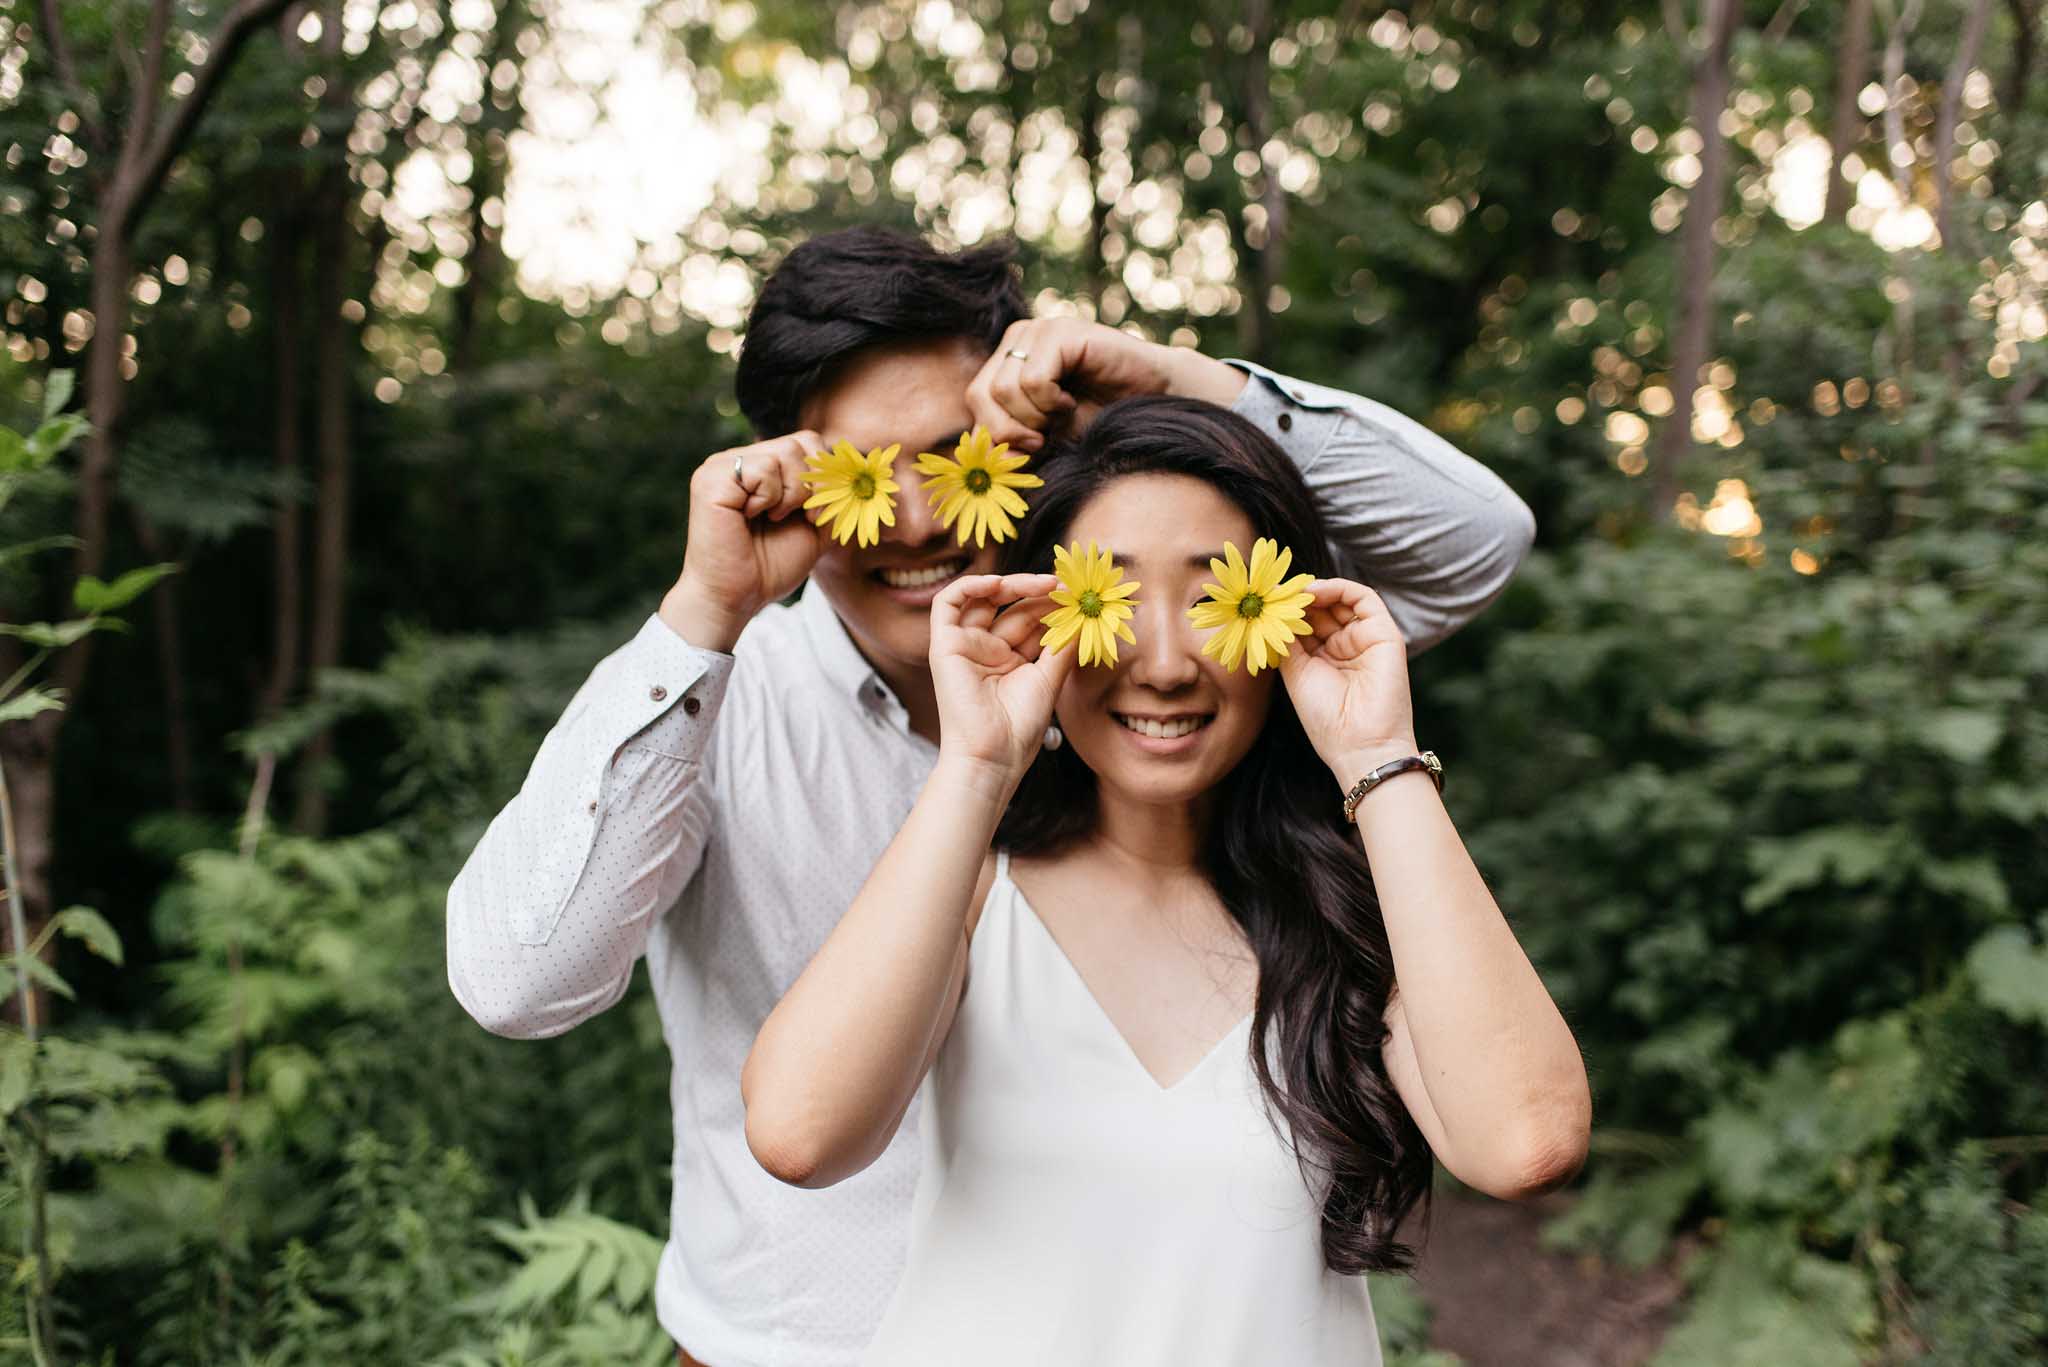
[811,579,936,682]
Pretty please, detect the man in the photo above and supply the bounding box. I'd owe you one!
[446,226,1534,1366]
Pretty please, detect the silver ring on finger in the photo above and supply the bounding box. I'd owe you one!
[1006,347,1029,360]
[731,452,747,488]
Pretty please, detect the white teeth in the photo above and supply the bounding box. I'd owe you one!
[1115,714,1208,740]
[878,561,966,590]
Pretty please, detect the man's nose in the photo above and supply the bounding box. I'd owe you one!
[884,462,946,548]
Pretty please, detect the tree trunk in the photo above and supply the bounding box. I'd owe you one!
[292,0,352,833]
[4,207,133,1004]
[1230,0,1283,366]
[292,164,352,835]
[1824,0,1873,224]
[258,216,305,722]
[131,513,195,811]
[1931,0,1994,253]
[0,726,57,1025]
[2003,0,2040,145]
[1079,62,1109,310]
[1653,0,1741,512]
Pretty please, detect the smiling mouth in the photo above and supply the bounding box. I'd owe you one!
[1113,713,1215,740]
[874,559,968,591]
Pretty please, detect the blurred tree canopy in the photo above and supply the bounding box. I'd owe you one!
[0,0,2044,1361]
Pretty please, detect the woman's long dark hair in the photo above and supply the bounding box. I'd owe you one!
[995,394,1431,1274]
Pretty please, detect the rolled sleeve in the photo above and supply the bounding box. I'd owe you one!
[1225,359,1535,654]
[446,613,735,1036]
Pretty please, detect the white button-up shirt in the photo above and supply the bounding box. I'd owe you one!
[445,361,1535,1366]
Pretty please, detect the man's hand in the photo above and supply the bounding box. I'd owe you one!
[963,319,1248,453]
[659,432,826,653]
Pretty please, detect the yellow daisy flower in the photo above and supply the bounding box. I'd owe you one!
[914,426,1044,547]
[800,440,901,547]
[1187,537,1315,675]
[1040,541,1140,668]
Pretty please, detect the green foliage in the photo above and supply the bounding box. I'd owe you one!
[434,1197,672,1367]
[1368,1274,1466,1367]
[6,0,2048,1358]
[1438,325,2048,1355]
[1899,1150,2048,1367]
[1649,1226,1875,1367]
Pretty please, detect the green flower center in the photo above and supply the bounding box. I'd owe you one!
[1236,592,1265,619]
[965,468,993,494]
[852,472,877,499]
[1078,589,1104,617]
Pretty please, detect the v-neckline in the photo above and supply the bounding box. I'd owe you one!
[999,861,1254,1094]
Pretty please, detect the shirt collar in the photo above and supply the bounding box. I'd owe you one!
[797,581,891,709]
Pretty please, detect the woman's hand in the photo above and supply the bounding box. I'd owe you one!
[929,573,1075,792]
[1276,578,1420,786]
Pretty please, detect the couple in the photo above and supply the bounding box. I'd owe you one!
[447,226,1591,1365]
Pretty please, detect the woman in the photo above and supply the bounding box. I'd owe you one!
[743,397,1590,1363]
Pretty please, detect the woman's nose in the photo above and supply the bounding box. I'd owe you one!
[1126,596,1201,690]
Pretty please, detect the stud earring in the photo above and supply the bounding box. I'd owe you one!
[1043,724,1064,752]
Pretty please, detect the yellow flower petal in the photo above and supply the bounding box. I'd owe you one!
[1041,539,1141,668]
[1187,537,1318,673]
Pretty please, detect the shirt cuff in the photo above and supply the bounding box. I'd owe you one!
[1222,358,1346,472]
[611,613,736,765]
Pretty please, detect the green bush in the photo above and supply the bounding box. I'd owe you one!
[1440,391,2048,1359]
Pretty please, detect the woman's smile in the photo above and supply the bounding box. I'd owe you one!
[1108,709,1217,754]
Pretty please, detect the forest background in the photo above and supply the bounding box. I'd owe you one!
[1,0,2044,1361]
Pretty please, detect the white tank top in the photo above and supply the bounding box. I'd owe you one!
[860,853,1383,1365]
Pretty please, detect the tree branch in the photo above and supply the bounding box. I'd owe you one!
[34,0,102,151]
[1932,0,1995,252]
[1762,0,1809,42]
[125,0,173,157]
[117,0,299,240]
[1662,0,1692,57]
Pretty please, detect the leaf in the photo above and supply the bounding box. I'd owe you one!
[262,1048,315,1111]
[575,1234,621,1308]
[0,687,66,724]
[3,951,76,1000]
[0,619,105,649]
[0,1032,32,1114]
[1921,709,2002,764]
[49,906,123,964]
[42,370,75,420]
[26,412,91,463]
[1963,926,2048,1026]
[1743,827,1893,912]
[495,1244,583,1313]
[72,563,178,615]
[0,534,81,570]
[1919,856,2009,914]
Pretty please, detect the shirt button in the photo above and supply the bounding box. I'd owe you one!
[586,800,598,814]
[683,696,701,716]
[1278,413,1293,431]
[649,685,668,702]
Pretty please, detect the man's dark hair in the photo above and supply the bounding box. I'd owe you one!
[734,226,1029,438]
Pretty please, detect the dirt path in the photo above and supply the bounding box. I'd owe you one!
[1409,1192,1687,1366]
